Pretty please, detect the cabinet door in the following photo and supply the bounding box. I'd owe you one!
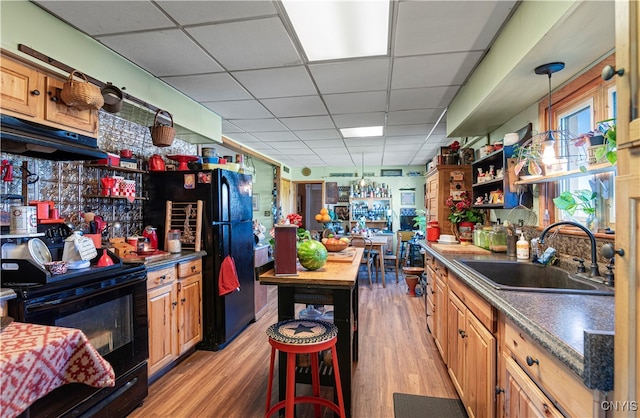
[147,282,178,377]
[44,76,98,136]
[447,291,466,399]
[465,311,496,418]
[0,58,43,118]
[503,354,563,418]
[427,174,439,223]
[434,274,448,361]
[178,274,203,354]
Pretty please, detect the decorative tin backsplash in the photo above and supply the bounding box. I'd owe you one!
[1,111,197,237]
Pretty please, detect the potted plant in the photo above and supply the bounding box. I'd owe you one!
[445,192,483,241]
[513,141,544,177]
[574,119,617,170]
[413,209,427,234]
[552,189,598,231]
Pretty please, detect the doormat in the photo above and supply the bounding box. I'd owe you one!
[393,393,467,418]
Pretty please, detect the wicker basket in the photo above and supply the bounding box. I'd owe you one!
[150,109,176,147]
[323,241,348,252]
[60,70,104,111]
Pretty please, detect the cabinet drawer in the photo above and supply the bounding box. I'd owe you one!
[147,266,176,290]
[434,260,447,282]
[177,258,202,278]
[503,318,594,417]
[448,273,494,332]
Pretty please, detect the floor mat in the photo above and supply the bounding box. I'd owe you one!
[393,393,467,418]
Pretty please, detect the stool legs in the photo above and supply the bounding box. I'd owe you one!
[266,346,276,414]
[330,346,346,418]
[285,353,296,418]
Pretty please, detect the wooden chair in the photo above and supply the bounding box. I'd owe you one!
[382,233,401,283]
[398,230,415,264]
[350,237,378,288]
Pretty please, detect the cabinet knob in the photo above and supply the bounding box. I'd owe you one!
[172,301,178,307]
[191,265,196,272]
[458,329,467,338]
[495,386,505,395]
[31,89,40,96]
[526,355,539,366]
[601,65,624,81]
[181,297,186,303]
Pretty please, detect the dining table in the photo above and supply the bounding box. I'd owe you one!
[259,247,363,418]
[0,321,116,418]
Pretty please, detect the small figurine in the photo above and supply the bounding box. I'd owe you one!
[477,167,485,183]
[487,165,495,180]
[476,196,484,205]
[484,193,490,204]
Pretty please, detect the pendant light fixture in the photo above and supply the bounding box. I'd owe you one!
[534,62,565,166]
[359,153,367,187]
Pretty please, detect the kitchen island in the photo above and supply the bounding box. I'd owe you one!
[259,247,363,418]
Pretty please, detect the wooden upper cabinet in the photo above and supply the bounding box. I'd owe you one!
[1,57,44,118]
[44,76,98,135]
[0,54,98,137]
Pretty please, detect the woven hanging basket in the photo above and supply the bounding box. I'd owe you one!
[150,109,176,147]
[59,70,104,111]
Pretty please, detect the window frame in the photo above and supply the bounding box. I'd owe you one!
[537,53,616,237]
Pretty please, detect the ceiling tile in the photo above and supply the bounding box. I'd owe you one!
[385,124,433,136]
[324,91,387,114]
[385,136,428,145]
[391,51,484,89]
[221,121,243,133]
[260,96,327,118]
[387,109,444,126]
[34,1,174,36]
[302,138,347,148]
[295,129,342,141]
[186,17,302,71]
[97,30,223,77]
[279,116,335,131]
[162,73,251,102]
[231,66,316,98]
[394,1,517,56]
[389,86,457,111]
[309,58,390,94]
[226,118,286,132]
[203,100,271,119]
[332,112,386,129]
[250,131,300,142]
[156,1,276,25]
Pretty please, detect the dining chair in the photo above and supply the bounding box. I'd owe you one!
[398,230,415,263]
[350,237,378,288]
[381,233,401,283]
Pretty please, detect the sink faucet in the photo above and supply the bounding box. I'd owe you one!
[539,221,600,278]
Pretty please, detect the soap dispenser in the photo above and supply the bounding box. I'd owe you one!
[516,233,530,260]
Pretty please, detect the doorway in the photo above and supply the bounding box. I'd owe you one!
[296,182,323,230]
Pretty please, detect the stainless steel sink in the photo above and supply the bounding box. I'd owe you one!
[456,259,614,295]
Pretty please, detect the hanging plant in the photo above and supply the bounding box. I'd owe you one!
[513,141,543,176]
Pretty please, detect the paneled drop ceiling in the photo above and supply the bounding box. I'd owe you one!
[29,1,612,170]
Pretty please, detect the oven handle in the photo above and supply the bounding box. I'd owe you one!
[25,275,145,312]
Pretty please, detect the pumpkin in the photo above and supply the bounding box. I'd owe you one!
[297,239,328,270]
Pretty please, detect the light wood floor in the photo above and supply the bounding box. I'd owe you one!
[129,270,459,417]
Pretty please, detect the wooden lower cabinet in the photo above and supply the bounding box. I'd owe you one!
[446,273,496,418]
[147,258,203,379]
[502,354,563,418]
[147,267,178,377]
[177,263,203,354]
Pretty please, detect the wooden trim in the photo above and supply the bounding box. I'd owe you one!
[221,135,281,167]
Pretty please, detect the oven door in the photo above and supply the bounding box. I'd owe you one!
[16,270,149,376]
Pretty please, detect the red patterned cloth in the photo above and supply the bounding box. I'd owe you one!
[0,322,115,418]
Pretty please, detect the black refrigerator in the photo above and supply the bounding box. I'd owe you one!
[144,169,255,351]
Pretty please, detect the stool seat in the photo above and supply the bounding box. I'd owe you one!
[265,319,346,418]
[266,319,337,346]
[402,266,424,275]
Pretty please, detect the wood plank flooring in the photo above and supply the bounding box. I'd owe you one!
[129,272,459,417]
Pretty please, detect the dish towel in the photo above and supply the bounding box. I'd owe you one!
[218,255,240,296]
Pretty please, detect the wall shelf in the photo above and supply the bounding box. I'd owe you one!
[514,162,616,184]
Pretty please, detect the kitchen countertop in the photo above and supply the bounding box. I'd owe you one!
[419,240,614,391]
[0,288,16,303]
[144,250,207,271]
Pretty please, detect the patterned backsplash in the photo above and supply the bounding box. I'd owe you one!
[1,111,197,237]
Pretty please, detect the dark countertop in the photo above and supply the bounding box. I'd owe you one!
[419,240,614,390]
[145,251,207,271]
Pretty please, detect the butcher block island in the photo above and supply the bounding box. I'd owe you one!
[259,247,363,417]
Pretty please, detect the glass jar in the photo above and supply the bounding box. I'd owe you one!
[479,227,493,250]
[167,229,182,253]
[489,225,507,252]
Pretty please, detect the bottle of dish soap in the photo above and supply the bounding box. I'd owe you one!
[516,232,530,260]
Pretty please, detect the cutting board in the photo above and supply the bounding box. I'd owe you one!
[431,243,491,254]
[327,247,358,262]
[121,250,171,263]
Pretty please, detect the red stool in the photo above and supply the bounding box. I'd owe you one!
[265,319,346,418]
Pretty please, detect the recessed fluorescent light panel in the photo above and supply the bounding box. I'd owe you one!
[340,126,383,138]
[282,0,390,61]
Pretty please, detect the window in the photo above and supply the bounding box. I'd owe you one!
[539,54,616,233]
